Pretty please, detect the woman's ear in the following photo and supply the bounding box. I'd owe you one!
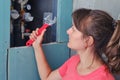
[86,36,94,47]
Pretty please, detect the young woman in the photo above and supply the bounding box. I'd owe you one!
[29,8,120,80]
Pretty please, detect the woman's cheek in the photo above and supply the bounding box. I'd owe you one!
[68,40,85,50]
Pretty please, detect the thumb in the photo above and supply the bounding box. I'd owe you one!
[33,29,46,45]
[40,29,46,37]
[37,29,46,41]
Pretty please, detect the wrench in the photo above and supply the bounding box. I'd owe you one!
[26,15,56,46]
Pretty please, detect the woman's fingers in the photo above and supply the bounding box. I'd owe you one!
[36,28,39,35]
[29,30,37,40]
[29,28,46,41]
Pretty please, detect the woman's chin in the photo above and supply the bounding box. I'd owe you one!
[67,43,71,48]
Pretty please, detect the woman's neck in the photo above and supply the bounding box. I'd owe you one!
[77,49,103,69]
[76,49,104,75]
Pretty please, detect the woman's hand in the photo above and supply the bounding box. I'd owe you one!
[29,28,46,47]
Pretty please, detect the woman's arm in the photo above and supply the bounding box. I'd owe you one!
[30,29,62,80]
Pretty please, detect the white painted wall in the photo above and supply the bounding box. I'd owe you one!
[73,0,120,19]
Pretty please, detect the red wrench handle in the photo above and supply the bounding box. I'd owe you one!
[26,24,50,46]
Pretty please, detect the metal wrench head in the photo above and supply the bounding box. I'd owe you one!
[44,15,56,26]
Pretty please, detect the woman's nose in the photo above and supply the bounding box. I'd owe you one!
[67,28,71,35]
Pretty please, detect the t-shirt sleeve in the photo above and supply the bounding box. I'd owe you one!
[58,55,78,77]
[58,59,68,77]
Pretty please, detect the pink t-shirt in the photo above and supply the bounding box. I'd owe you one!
[59,54,115,80]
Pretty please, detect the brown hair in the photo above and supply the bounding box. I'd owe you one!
[72,8,120,74]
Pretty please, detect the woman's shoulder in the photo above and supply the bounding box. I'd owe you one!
[68,54,80,62]
[86,65,115,80]
[96,65,115,80]
[98,73,115,80]
[62,54,80,66]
